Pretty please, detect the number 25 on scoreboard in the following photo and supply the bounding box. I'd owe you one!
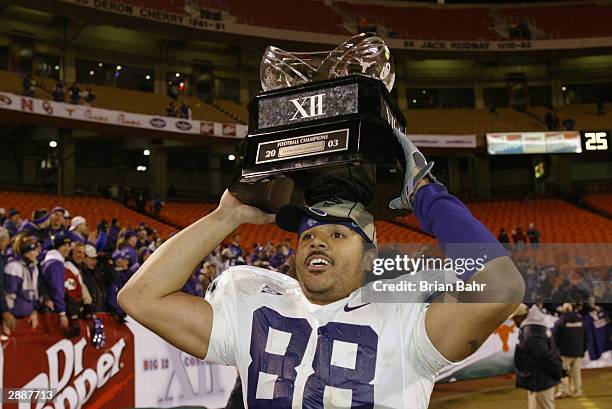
[584,132,609,151]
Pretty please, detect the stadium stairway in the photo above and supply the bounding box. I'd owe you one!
[0,191,176,237]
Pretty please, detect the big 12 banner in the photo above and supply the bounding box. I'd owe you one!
[1,313,135,409]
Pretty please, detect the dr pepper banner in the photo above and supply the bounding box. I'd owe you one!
[1,313,134,409]
[1,314,237,409]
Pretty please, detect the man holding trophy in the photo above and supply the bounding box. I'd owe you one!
[119,34,524,408]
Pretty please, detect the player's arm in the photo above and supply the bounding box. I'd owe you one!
[389,130,524,363]
[117,191,274,359]
[425,256,524,362]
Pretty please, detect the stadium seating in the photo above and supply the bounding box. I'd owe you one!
[584,193,612,218]
[0,71,237,124]
[404,107,545,135]
[0,191,176,237]
[108,0,612,40]
[161,201,434,245]
[335,2,495,40]
[465,198,612,243]
[214,99,248,124]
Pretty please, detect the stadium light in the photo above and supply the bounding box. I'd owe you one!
[89,70,94,76]
[145,74,151,80]
[116,65,122,70]
[561,86,567,91]
[422,90,426,94]
[143,149,151,156]
[412,99,417,104]
[98,62,103,67]
[175,72,181,78]
[228,154,236,161]
[137,165,147,172]
[54,65,60,70]
[49,140,58,148]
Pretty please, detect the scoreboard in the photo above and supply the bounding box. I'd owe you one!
[582,131,609,152]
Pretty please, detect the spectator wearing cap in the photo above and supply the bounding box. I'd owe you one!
[2,208,21,237]
[49,207,67,237]
[40,233,72,331]
[0,227,12,334]
[513,304,564,409]
[64,242,93,337]
[118,230,139,268]
[69,216,89,244]
[553,303,587,398]
[106,250,132,319]
[18,209,50,242]
[81,244,107,313]
[3,235,40,331]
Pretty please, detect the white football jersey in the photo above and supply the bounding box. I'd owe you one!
[204,266,453,409]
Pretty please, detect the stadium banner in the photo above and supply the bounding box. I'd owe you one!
[438,313,611,382]
[56,0,612,52]
[408,134,477,148]
[1,314,236,409]
[486,131,582,155]
[0,92,247,139]
[1,313,135,409]
[126,318,236,408]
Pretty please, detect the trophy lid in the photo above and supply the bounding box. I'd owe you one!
[260,32,395,93]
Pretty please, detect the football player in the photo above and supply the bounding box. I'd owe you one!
[119,130,525,408]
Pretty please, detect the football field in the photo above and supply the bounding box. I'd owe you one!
[430,368,612,409]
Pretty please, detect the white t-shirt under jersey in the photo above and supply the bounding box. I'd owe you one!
[204,266,453,409]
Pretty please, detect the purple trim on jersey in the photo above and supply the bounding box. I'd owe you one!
[414,183,508,281]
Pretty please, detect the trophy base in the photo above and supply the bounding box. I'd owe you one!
[229,162,406,220]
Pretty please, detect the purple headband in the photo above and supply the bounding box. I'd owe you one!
[33,212,50,225]
[297,217,371,243]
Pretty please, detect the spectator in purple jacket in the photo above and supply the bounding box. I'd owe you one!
[18,208,50,243]
[118,230,139,268]
[40,233,72,331]
[3,235,40,330]
[106,250,132,319]
[2,208,21,237]
[69,216,89,244]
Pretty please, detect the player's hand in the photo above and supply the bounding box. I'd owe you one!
[218,189,275,225]
[389,129,437,211]
[60,314,69,330]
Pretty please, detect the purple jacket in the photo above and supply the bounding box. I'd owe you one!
[4,258,39,317]
[182,269,205,297]
[40,250,66,313]
[106,268,132,317]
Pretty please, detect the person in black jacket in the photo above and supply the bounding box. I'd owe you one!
[513,304,564,409]
[553,303,587,398]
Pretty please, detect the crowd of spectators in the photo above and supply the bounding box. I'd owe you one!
[22,77,96,106]
[0,205,295,339]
